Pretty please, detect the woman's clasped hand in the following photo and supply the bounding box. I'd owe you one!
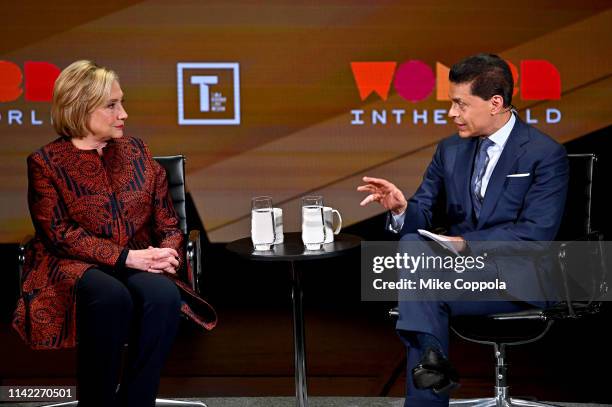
[126,246,180,274]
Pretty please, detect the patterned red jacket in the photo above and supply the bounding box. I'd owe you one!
[13,136,216,350]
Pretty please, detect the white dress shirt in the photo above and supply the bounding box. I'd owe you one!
[389,113,516,232]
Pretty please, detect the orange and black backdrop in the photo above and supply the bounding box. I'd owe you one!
[1,2,612,400]
[1,1,611,244]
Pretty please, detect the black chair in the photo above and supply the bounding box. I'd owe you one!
[448,153,607,407]
[17,155,207,407]
[389,154,608,407]
[154,155,203,295]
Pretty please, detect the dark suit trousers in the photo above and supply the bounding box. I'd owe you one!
[396,233,540,407]
[75,267,181,407]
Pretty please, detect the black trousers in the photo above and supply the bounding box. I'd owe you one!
[75,267,181,407]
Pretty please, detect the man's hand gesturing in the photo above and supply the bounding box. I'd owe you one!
[357,176,408,215]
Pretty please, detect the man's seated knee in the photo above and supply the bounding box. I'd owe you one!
[400,233,426,242]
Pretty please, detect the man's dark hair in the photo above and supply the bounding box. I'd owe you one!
[449,53,514,107]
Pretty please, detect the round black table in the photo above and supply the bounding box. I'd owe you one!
[226,232,362,407]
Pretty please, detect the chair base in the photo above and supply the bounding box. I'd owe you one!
[155,400,207,407]
[450,399,559,407]
[43,398,206,407]
[450,387,560,407]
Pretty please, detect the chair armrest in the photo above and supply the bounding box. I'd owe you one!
[186,229,201,294]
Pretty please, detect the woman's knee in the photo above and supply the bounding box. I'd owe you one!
[130,273,181,313]
[77,268,133,315]
[150,278,181,312]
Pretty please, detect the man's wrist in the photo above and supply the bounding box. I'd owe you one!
[391,205,407,216]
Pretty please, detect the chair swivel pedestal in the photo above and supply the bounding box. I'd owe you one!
[449,317,559,407]
[449,345,558,407]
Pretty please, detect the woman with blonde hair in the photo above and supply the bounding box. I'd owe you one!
[13,60,215,407]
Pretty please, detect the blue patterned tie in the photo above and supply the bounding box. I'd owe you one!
[471,137,495,219]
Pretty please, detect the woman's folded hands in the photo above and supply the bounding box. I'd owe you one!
[126,246,180,274]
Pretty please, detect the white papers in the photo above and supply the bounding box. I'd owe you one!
[417,229,460,256]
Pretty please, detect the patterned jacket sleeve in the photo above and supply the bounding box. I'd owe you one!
[27,152,124,267]
[151,159,185,270]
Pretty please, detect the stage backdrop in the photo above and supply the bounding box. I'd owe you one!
[1,1,611,243]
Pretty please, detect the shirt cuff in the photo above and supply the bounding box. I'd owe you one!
[388,210,406,233]
[114,248,129,272]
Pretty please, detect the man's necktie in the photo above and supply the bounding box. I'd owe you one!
[471,137,495,219]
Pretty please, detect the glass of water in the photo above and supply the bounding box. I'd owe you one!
[301,195,326,250]
[251,196,276,251]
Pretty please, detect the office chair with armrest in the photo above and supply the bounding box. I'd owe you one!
[388,154,608,406]
[447,153,608,407]
[17,155,207,407]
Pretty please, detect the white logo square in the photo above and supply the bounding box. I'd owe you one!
[177,62,240,125]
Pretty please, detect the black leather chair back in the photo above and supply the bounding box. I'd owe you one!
[154,155,188,235]
[554,154,607,310]
[555,154,596,241]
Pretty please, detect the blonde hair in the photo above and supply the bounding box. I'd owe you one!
[51,60,118,139]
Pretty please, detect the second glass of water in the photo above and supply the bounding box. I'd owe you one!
[301,195,326,250]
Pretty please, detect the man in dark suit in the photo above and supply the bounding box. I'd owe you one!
[358,54,568,407]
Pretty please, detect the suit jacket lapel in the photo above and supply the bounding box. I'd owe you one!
[453,137,479,221]
[476,118,529,229]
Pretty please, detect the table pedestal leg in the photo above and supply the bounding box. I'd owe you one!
[290,261,308,407]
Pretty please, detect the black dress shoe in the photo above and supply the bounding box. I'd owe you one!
[412,347,460,395]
